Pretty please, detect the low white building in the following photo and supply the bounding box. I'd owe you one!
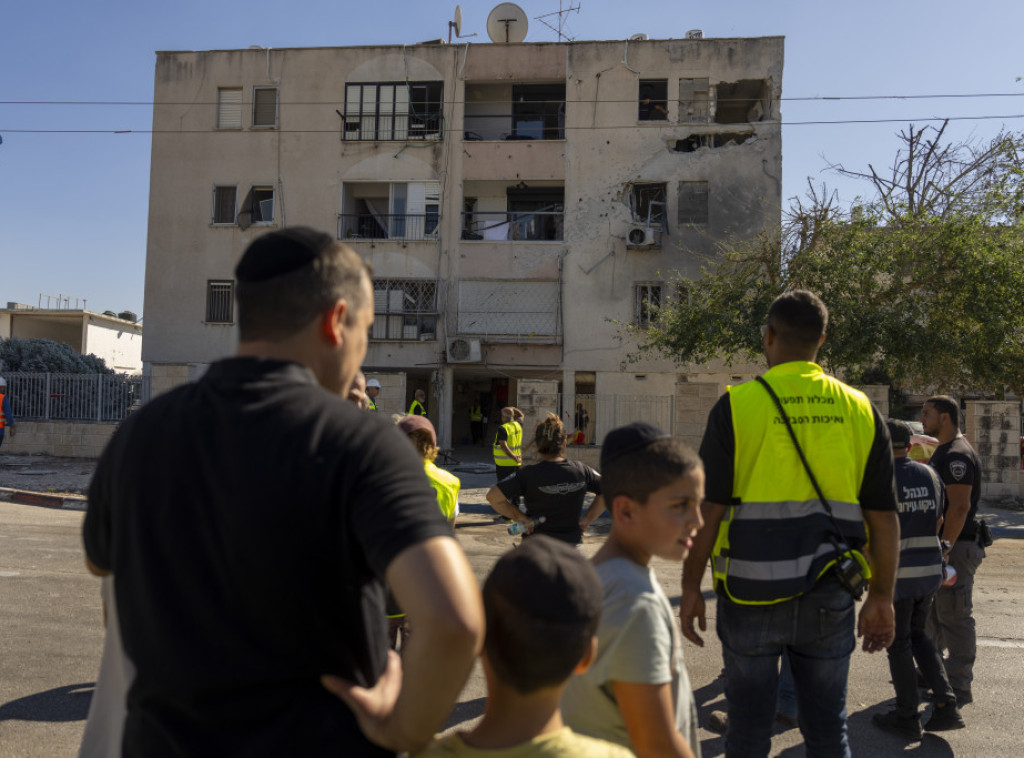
[1,303,143,373]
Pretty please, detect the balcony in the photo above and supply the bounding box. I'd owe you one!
[338,213,439,242]
[461,210,563,242]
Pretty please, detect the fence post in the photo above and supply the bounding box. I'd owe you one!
[45,373,51,420]
[668,394,675,436]
[96,374,103,422]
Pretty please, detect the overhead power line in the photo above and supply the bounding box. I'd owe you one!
[1,92,1024,107]
[3,113,1024,135]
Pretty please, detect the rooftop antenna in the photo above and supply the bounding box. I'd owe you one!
[486,3,528,43]
[448,5,478,43]
[534,1,581,42]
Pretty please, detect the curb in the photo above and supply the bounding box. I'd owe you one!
[0,487,87,511]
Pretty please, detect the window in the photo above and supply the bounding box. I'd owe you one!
[237,186,275,229]
[217,87,242,129]
[678,181,709,225]
[630,183,666,227]
[638,79,669,121]
[634,284,663,328]
[713,80,770,123]
[372,279,438,341]
[344,82,443,141]
[212,186,237,225]
[678,78,710,123]
[511,83,565,140]
[339,182,439,241]
[252,87,278,128]
[506,186,564,241]
[206,280,234,323]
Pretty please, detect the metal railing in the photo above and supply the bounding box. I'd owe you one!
[341,113,444,142]
[461,210,564,241]
[4,372,150,422]
[463,113,565,142]
[338,213,439,242]
[568,394,675,442]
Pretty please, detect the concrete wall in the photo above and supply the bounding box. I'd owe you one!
[855,384,890,418]
[85,321,143,373]
[964,400,1022,501]
[365,372,407,418]
[3,420,116,458]
[516,379,559,463]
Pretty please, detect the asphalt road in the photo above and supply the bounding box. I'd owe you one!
[2,480,1023,757]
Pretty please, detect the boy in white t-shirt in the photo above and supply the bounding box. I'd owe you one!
[562,422,705,758]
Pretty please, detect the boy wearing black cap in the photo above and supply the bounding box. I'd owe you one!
[562,423,704,758]
[416,535,632,757]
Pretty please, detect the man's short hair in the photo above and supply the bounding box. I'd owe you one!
[483,535,602,694]
[925,395,961,430]
[886,419,912,449]
[600,423,703,505]
[767,290,829,350]
[235,227,370,341]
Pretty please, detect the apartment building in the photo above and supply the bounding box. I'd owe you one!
[142,33,783,447]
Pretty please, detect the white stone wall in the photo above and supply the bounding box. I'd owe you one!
[964,400,1022,501]
[3,420,117,458]
[365,372,407,418]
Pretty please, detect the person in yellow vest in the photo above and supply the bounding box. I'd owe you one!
[365,377,381,411]
[0,377,15,450]
[680,290,899,757]
[389,414,462,651]
[408,389,427,417]
[468,401,483,446]
[493,406,523,483]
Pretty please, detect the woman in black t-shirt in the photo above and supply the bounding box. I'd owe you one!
[486,413,606,546]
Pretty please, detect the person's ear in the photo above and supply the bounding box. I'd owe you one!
[817,332,826,348]
[612,494,635,523]
[574,635,599,674]
[321,301,347,346]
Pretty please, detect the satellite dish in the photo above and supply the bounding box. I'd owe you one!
[486,3,528,43]
[453,5,462,37]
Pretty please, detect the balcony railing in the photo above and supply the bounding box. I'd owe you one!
[338,214,439,242]
[461,210,564,241]
[342,113,444,142]
[463,112,564,142]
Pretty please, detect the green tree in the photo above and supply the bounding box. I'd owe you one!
[0,337,113,374]
[636,124,1024,397]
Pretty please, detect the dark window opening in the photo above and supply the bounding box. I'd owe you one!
[511,83,565,139]
[714,80,770,123]
[212,186,237,224]
[506,187,564,241]
[253,87,278,127]
[639,79,669,121]
[206,280,234,324]
[237,187,274,230]
[671,132,755,152]
[678,181,709,226]
[630,183,667,227]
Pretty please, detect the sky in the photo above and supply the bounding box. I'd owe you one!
[2,0,1022,318]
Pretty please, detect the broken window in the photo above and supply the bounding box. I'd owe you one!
[344,82,444,141]
[217,87,242,129]
[630,183,667,227]
[206,280,234,324]
[638,79,669,121]
[671,132,755,152]
[212,186,237,225]
[506,186,564,241]
[252,87,278,128]
[634,283,663,328]
[713,80,770,123]
[678,78,710,123]
[372,279,438,341]
[237,186,275,229]
[678,181,709,225]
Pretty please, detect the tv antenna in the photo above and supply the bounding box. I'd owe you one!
[448,5,478,43]
[486,3,529,43]
[534,1,581,42]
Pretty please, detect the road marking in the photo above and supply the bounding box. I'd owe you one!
[0,570,21,577]
[978,637,1024,649]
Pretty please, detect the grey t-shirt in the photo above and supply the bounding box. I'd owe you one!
[561,558,701,757]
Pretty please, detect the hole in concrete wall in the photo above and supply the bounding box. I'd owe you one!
[714,80,770,123]
[670,132,755,152]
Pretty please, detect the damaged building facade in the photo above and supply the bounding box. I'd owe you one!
[142,34,783,448]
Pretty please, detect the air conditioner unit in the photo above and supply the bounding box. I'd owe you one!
[626,225,659,248]
[447,337,483,363]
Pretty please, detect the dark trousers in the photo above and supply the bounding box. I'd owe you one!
[887,593,954,717]
[470,420,482,444]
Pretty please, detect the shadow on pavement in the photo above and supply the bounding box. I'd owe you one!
[0,682,93,722]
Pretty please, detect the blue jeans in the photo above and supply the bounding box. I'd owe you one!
[717,576,855,758]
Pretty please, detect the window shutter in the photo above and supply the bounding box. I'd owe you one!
[213,186,237,224]
[217,88,242,128]
[253,88,278,127]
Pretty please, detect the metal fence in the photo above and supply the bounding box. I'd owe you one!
[567,393,675,442]
[4,373,151,422]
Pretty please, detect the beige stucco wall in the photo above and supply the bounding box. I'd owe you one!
[2,420,116,458]
[964,400,1022,500]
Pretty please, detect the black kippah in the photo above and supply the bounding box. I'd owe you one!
[601,421,671,468]
[235,227,334,283]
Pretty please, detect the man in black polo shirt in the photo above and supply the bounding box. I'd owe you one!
[83,228,484,756]
[921,394,985,706]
